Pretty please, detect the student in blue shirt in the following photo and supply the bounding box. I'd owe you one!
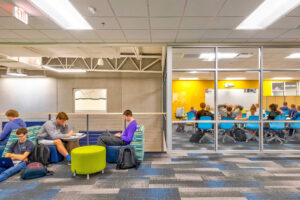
[280,102,290,112]
[289,106,300,136]
[0,110,26,155]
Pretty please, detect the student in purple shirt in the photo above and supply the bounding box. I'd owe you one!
[97,110,137,147]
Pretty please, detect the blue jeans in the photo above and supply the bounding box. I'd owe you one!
[0,161,26,182]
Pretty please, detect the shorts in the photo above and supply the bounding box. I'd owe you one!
[38,139,55,146]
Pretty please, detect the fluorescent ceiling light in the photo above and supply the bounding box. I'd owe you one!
[285,53,300,59]
[179,77,199,80]
[272,77,293,80]
[29,0,92,30]
[199,53,238,61]
[43,65,86,73]
[225,77,246,80]
[6,72,28,77]
[236,0,300,30]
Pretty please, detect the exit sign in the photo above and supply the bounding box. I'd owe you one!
[13,6,28,24]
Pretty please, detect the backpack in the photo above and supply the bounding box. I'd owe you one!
[189,130,204,143]
[29,144,50,166]
[21,162,53,180]
[116,146,137,170]
[232,128,247,142]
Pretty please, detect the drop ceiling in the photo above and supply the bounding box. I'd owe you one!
[0,0,300,43]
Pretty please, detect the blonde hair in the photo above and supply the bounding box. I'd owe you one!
[250,104,257,115]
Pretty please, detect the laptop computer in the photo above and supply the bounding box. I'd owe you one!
[0,157,14,169]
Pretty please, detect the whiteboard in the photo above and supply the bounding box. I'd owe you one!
[205,89,258,110]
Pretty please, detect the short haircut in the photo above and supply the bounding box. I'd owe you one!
[16,127,27,135]
[291,104,296,108]
[269,104,277,111]
[56,112,69,120]
[297,106,300,111]
[200,103,206,109]
[123,110,133,116]
[283,102,288,106]
[226,106,233,112]
[5,109,19,118]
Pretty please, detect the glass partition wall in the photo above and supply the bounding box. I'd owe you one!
[167,46,300,152]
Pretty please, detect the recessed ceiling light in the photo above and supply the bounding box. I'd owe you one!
[179,77,199,80]
[29,0,92,30]
[285,53,300,59]
[43,65,86,73]
[199,53,238,61]
[236,0,300,30]
[225,77,246,80]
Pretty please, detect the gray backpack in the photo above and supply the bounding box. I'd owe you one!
[116,146,137,169]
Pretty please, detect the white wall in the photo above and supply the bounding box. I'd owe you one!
[0,78,57,113]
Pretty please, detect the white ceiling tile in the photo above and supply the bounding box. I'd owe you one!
[150,17,180,29]
[218,0,263,17]
[180,17,214,29]
[40,30,74,39]
[118,17,149,29]
[176,30,204,42]
[29,16,61,29]
[201,30,232,38]
[149,0,185,17]
[69,30,100,39]
[227,30,257,39]
[0,30,23,39]
[251,29,288,39]
[70,0,114,16]
[123,30,150,41]
[96,30,126,41]
[268,17,300,29]
[85,17,120,29]
[12,30,49,39]
[278,29,300,38]
[185,0,226,17]
[287,6,300,17]
[127,39,151,42]
[110,0,147,16]
[0,7,11,16]
[210,17,244,29]
[0,17,31,29]
[151,30,177,41]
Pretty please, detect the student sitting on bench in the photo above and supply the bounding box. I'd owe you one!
[97,110,137,147]
[37,112,74,163]
[0,128,34,182]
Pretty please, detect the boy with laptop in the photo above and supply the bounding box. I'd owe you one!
[0,127,34,182]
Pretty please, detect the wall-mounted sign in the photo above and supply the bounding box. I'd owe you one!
[13,6,28,24]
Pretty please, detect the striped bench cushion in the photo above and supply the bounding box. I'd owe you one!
[131,125,144,162]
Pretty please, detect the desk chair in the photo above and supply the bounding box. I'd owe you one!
[219,118,236,143]
[267,115,287,144]
[186,112,196,133]
[242,113,247,118]
[283,110,290,116]
[244,115,259,142]
[198,116,214,143]
[265,111,270,116]
[288,117,300,140]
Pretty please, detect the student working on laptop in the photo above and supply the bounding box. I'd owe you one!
[37,112,74,163]
[0,128,34,182]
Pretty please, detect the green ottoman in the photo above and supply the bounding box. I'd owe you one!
[71,145,106,179]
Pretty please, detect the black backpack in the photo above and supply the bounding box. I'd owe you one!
[232,128,247,142]
[29,144,50,166]
[116,146,137,170]
[189,130,204,143]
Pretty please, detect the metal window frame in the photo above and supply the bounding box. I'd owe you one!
[166,45,300,153]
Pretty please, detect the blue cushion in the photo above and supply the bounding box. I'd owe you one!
[48,145,63,163]
[106,145,130,163]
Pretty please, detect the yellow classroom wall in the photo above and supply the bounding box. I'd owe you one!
[172,80,298,118]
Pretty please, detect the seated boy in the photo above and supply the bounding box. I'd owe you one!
[37,112,74,163]
[97,110,137,147]
[0,128,34,182]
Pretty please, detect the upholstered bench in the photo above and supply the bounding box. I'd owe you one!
[71,145,106,179]
[106,125,145,163]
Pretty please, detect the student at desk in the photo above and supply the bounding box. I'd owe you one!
[246,104,258,118]
[218,104,243,119]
